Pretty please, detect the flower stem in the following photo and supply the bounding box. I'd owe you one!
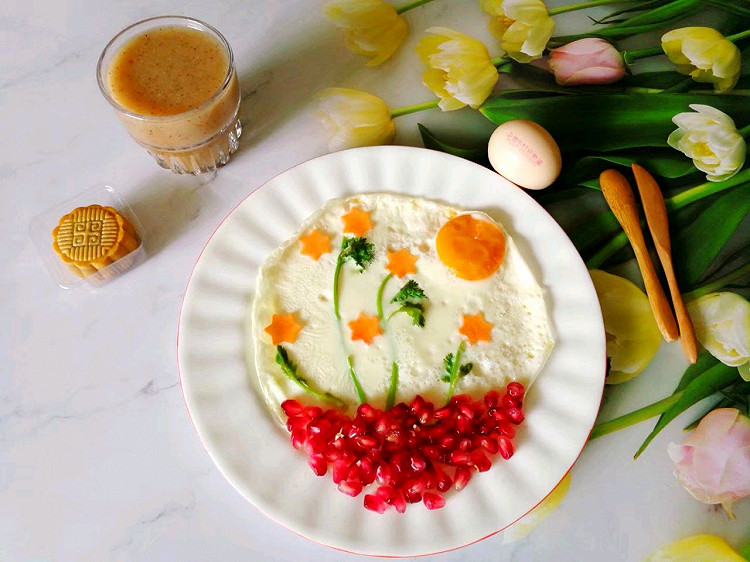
[589,392,682,440]
[621,46,663,65]
[548,0,634,16]
[739,123,750,138]
[491,55,510,67]
[726,29,750,42]
[666,168,750,210]
[683,262,750,301]
[386,362,399,410]
[347,355,368,404]
[390,100,440,119]
[396,0,435,14]
[377,273,393,321]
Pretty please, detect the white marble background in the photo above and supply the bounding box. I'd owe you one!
[2,1,748,560]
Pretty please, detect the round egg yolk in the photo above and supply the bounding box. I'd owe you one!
[436,214,506,280]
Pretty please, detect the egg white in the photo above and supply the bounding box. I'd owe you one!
[251,193,554,419]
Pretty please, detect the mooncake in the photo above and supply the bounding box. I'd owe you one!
[52,205,140,277]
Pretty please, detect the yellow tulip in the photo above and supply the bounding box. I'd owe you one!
[480,0,555,63]
[643,534,746,562]
[316,88,396,151]
[324,0,409,66]
[589,270,661,384]
[415,27,499,111]
[661,27,741,92]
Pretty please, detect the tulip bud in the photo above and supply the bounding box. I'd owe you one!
[316,88,396,152]
[548,39,626,86]
[668,408,750,516]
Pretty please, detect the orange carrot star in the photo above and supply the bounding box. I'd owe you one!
[459,313,493,345]
[341,207,373,237]
[348,312,382,345]
[299,229,331,260]
[264,313,303,345]
[386,248,418,278]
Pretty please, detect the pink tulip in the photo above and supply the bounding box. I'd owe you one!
[548,38,626,85]
[668,408,750,515]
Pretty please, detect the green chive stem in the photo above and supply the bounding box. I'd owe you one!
[386,362,399,410]
[347,355,368,404]
[333,257,344,320]
[377,273,393,321]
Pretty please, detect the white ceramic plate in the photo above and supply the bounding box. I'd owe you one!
[177,146,606,556]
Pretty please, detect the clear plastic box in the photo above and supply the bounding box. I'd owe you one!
[29,184,147,289]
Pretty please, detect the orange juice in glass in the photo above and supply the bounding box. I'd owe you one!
[97,16,242,174]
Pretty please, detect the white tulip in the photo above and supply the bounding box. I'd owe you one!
[668,104,746,182]
[687,292,750,380]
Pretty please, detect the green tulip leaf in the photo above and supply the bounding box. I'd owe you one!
[479,92,750,153]
[671,185,750,290]
[417,123,490,167]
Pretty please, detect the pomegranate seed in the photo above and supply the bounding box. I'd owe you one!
[404,429,418,448]
[418,402,434,424]
[495,421,516,438]
[376,462,393,485]
[376,485,395,501]
[374,416,389,435]
[476,435,498,454]
[363,494,388,513]
[489,408,507,422]
[307,454,327,476]
[501,393,521,411]
[449,450,472,466]
[498,436,514,459]
[290,429,306,450]
[484,390,500,408]
[506,407,524,424]
[281,399,304,416]
[434,466,452,492]
[390,403,409,420]
[410,395,426,414]
[439,434,458,451]
[346,421,367,438]
[423,491,446,510]
[391,489,407,513]
[456,416,473,435]
[357,403,379,422]
[458,437,473,451]
[338,479,363,497]
[359,458,376,485]
[434,405,453,420]
[305,436,326,457]
[421,445,441,460]
[356,435,378,450]
[307,418,332,437]
[332,459,352,484]
[286,415,305,433]
[471,450,492,472]
[303,406,323,420]
[404,476,428,495]
[404,489,422,503]
[409,454,427,473]
[506,381,525,399]
[453,467,472,491]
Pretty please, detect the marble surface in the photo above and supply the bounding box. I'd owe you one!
[2,1,747,560]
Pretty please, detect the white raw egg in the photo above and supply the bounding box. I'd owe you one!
[487,120,562,190]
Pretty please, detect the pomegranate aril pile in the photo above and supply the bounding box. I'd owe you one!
[281,382,525,514]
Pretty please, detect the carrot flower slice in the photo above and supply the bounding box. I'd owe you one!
[386,248,418,278]
[299,229,332,260]
[348,312,382,344]
[341,207,373,236]
[459,313,493,345]
[264,313,303,345]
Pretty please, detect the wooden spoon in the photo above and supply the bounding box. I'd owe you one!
[599,169,679,342]
[632,163,698,363]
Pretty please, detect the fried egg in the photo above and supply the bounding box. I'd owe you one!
[251,193,554,417]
